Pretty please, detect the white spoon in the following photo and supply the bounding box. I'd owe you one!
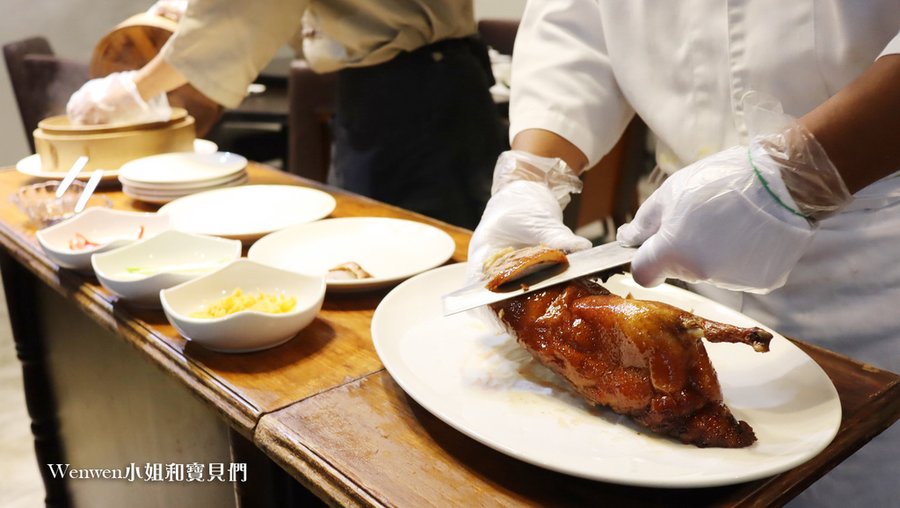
[56,155,89,198]
[74,170,103,213]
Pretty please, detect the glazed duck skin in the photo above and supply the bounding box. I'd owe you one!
[490,276,772,448]
[482,245,569,290]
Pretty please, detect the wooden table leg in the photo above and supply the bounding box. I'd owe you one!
[0,251,69,507]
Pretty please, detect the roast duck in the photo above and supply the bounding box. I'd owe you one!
[483,246,772,448]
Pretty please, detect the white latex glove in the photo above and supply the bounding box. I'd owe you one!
[466,151,592,284]
[66,71,171,125]
[147,0,188,22]
[617,93,852,293]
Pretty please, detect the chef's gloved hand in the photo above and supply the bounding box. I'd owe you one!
[617,92,852,294]
[466,150,592,284]
[147,0,188,22]
[66,71,171,125]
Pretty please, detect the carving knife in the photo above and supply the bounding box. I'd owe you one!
[441,242,637,316]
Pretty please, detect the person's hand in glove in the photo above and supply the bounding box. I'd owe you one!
[66,71,172,125]
[617,92,853,293]
[466,150,592,284]
[147,0,188,22]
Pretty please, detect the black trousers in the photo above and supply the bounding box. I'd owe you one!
[331,37,508,229]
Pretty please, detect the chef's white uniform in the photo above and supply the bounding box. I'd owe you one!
[510,2,899,506]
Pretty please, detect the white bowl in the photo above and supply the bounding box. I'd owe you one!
[160,259,326,353]
[91,230,242,308]
[36,208,172,272]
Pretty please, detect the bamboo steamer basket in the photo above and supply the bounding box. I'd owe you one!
[90,12,222,137]
[33,108,195,173]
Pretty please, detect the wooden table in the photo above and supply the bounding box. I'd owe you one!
[0,164,896,507]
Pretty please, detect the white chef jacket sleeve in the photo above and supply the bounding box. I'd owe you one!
[877,31,900,58]
[160,0,307,108]
[509,0,634,169]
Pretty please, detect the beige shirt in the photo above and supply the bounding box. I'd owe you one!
[160,0,476,108]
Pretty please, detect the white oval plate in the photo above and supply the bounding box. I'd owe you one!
[119,151,247,186]
[248,217,456,292]
[371,263,842,488]
[16,139,218,181]
[159,185,336,242]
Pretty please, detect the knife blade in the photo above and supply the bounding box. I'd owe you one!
[441,242,636,316]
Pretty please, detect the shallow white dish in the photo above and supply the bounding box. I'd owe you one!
[122,173,249,205]
[91,230,241,308]
[36,208,171,272]
[371,263,842,488]
[15,139,218,181]
[159,185,337,242]
[118,151,247,185]
[248,217,456,292]
[160,259,326,353]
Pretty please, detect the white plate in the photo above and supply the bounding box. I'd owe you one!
[118,151,247,185]
[248,217,456,292]
[15,139,218,181]
[36,208,172,272]
[122,173,249,204]
[120,169,247,192]
[158,185,337,242]
[371,263,842,488]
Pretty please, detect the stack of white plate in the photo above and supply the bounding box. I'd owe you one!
[118,152,249,204]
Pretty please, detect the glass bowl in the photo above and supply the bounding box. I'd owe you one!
[11,180,112,228]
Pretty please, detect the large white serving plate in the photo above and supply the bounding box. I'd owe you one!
[248,217,456,292]
[118,151,247,186]
[15,139,218,182]
[371,263,841,488]
[159,185,336,242]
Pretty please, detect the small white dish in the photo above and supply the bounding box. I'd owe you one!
[248,217,456,292]
[91,230,242,308]
[118,151,247,185]
[160,259,326,353]
[15,139,219,182]
[159,185,337,242]
[36,208,172,272]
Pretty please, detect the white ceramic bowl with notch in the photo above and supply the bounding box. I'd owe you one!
[91,230,241,308]
[36,208,172,272]
[160,259,326,353]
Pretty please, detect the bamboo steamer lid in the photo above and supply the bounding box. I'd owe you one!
[38,107,188,135]
[90,12,222,137]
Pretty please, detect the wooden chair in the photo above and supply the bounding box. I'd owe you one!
[3,37,90,153]
[285,60,337,182]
